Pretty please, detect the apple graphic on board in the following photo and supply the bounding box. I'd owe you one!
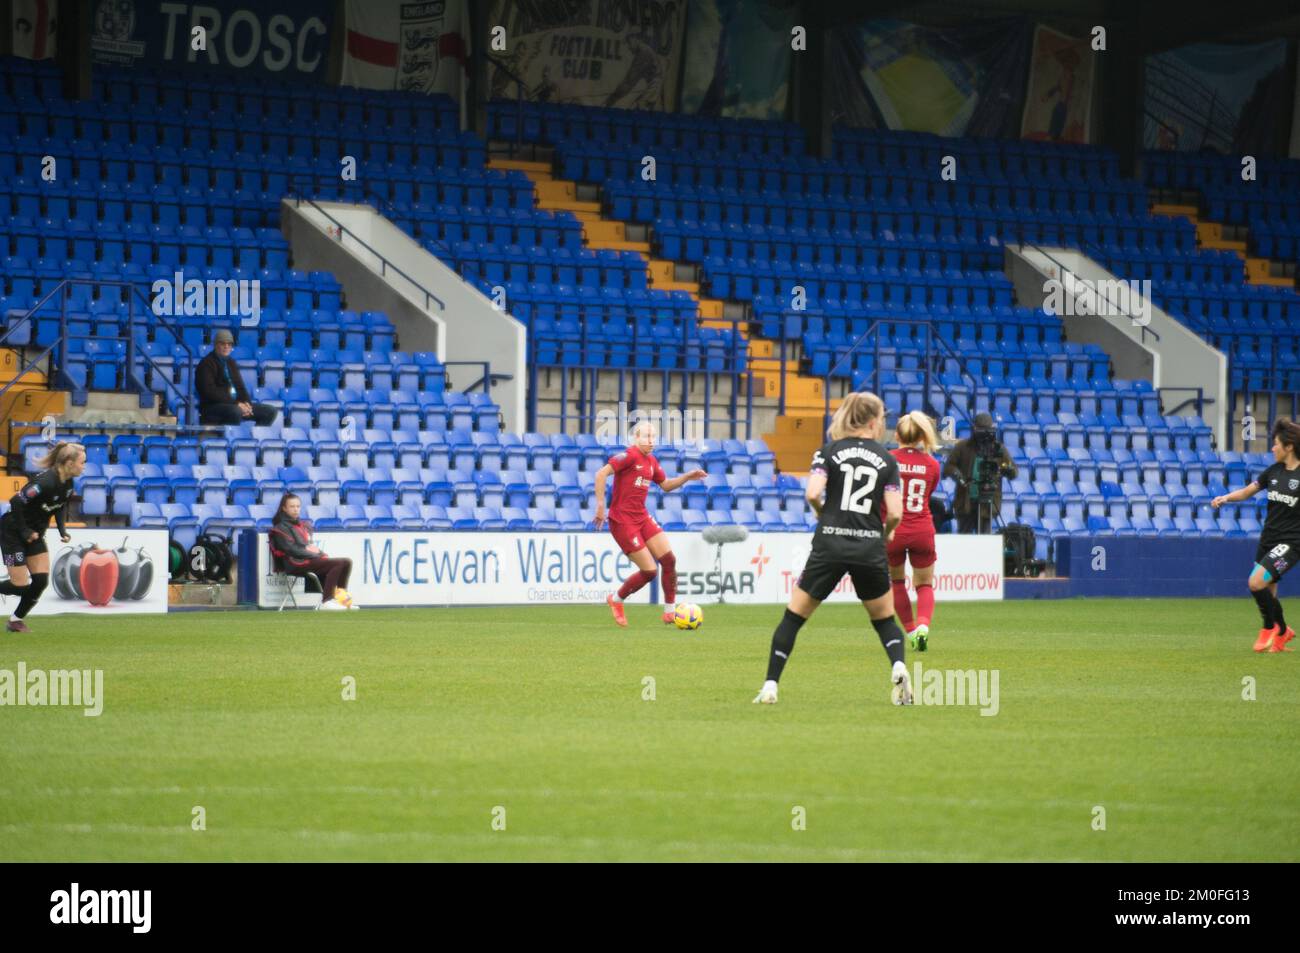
[79,547,120,607]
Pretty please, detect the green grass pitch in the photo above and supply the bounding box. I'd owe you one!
[2,599,1297,862]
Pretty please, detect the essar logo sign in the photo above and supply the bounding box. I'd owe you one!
[677,571,756,597]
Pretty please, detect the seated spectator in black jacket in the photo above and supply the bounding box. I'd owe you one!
[269,493,358,611]
[196,329,278,426]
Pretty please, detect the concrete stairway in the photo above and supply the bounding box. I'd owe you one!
[0,346,66,490]
[1152,200,1297,289]
[489,154,840,472]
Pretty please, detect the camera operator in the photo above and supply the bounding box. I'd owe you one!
[941,412,1018,534]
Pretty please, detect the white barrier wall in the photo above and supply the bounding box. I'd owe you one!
[1012,244,1227,446]
[283,199,527,432]
[1,529,171,616]
[255,531,1004,607]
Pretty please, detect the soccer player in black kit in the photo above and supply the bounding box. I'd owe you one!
[754,392,912,705]
[0,442,85,632]
[1212,418,1300,653]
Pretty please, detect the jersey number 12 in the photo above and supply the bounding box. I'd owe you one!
[839,464,878,514]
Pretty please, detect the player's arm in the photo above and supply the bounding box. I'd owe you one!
[55,500,69,542]
[592,463,613,528]
[8,481,37,541]
[804,472,827,516]
[659,469,706,492]
[883,488,903,540]
[882,461,903,540]
[806,447,828,515]
[1212,481,1262,508]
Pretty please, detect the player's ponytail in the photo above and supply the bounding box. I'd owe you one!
[828,391,885,441]
[895,411,939,452]
[35,442,84,472]
[1273,418,1300,458]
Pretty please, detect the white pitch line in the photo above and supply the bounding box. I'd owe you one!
[0,784,1265,817]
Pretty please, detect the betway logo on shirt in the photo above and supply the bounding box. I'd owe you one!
[1268,489,1299,507]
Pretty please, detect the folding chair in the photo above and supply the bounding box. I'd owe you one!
[267,536,322,611]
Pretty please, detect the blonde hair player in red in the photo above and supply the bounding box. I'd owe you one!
[889,411,942,651]
[593,421,706,627]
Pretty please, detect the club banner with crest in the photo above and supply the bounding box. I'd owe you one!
[486,0,687,111]
[341,0,469,101]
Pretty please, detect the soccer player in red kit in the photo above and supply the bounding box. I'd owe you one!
[889,411,942,651]
[593,422,706,627]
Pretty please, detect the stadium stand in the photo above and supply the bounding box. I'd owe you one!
[0,55,1285,566]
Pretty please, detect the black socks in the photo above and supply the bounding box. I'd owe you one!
[0,579,27,598]
[1253,587,1287,633]
[872,616,907,666]
[15,572,48,620]
[765,609,807,682]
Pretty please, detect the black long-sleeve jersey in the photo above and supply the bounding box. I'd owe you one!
[4,469,74,538]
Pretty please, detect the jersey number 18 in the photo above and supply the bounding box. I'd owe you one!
[905,478,927,514]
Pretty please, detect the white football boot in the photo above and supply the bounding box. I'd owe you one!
[891,660,913,706]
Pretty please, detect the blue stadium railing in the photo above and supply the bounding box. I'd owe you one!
[821,316,987,434]
[0,277,197,425]
[526,311,756,439]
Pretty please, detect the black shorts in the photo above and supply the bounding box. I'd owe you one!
[0,516,47,568]
[797,547,891,602]
[1255,539,1299,582]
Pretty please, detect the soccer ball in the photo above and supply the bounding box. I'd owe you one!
[673,603,703,630]
[334,588,353,609]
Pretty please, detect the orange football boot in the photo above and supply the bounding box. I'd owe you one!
[1267,627,1295,653]
[1254,626,1280,652]
[607,594,628,627]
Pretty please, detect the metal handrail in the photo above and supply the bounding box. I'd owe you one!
[0,277,198,424]
[525,310,754,439]
[820,315,985,434]
[1158,387,1210,420]
[7,419,225,436]
[443,360,511,399]
[288,192,446,312]
[1024,240,1162,344]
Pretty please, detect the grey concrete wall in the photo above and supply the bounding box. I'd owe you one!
[280,199,445,357]
[1006,249,1155,382]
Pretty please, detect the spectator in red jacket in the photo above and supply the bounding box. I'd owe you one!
[269,493,358,611]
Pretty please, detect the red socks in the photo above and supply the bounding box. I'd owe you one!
[892,579,914,630]
[658,552,677,604]
[915,583,935,627]
[617,569,658,600]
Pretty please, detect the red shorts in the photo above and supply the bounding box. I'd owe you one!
[608,515,663,555]
[888,526,936,569]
